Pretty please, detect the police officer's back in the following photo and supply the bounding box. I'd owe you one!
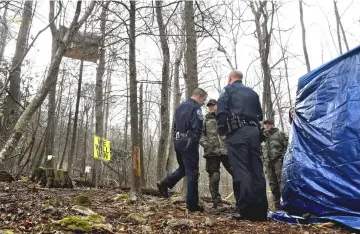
[157,88,207,212]
[217,70,268,221]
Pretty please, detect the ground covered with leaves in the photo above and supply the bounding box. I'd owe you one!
[0,180,355,234]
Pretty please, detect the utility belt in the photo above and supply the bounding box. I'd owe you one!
[227,115,258,133]
[175,130,198,148]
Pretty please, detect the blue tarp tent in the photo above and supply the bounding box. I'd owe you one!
[269,45,360,230]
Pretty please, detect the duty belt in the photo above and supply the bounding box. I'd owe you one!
[227,116,258,133]
[175,132,187,139]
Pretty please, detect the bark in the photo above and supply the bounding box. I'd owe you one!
[166,27,185,175]
[299,0,311,72]
[250,1,275,121]
[93,2,108,188]
[44,1,61,157]
[80,103,90,178]
[333,1,349,53]
[184,1,198,98]
[0,1,96,170]
[155,1,170,181]
[129,1,141,197]
[68,60,84,174]
[139,84,146,187]
[0,4,9,62]
[59,106,72,169]
[2,0,33,141]
[123,68,129,187]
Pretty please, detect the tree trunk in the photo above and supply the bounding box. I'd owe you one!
[0,1,96,170]
[68,60,83,174]
[2,0,33,144]
[299,0,311,72]
[123,68,129,187]
[59,106,72,169]
[139,84,146,187]
[155,1,170,182]
[93,2,108,188]
[167,29,185,175]
[250,1,275,121]
[129,1,141,198]
[184,1,198,97]
[80,104,90,178]
[0,4,9,62]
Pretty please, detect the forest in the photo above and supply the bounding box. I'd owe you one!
[0,0,358,233]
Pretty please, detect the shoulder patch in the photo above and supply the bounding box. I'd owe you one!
[197,109,203,121]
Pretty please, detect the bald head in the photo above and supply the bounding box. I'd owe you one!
[228,70,243,84]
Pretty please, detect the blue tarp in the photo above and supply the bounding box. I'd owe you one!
[269,45,360,230]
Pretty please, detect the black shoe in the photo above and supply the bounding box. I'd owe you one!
[212,202,223,209]
[157,181,169,198]
[188,205,204,213]
[232,213,246,220]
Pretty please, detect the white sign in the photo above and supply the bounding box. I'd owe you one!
[85,166,91,173]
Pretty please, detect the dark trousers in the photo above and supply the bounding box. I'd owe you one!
[226,125,268,220]
[205,156,233,204]
[162,137,199,209]
[265,157,283,210]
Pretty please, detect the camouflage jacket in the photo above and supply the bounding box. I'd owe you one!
[262,128,288,163]
[199,112,227,157]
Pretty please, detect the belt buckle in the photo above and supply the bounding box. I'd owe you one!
[175,132,179,140]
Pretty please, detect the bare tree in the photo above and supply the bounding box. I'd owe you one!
[2,1,33,141]
[0,1,96,170]
[334,1,349,54]
[67,60,83,174]
[250,1,275,121]
[129,1,141,198]
[299,0,311,72]
[0,3,9,62]
[93,2,109,187]
[184,1,198,98]
[155,1,170,182]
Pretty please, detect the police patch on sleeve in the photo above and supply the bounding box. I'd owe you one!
[197,109,203,121]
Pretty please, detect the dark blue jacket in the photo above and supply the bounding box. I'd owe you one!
[217,80,263,122]
[174,98,203,140]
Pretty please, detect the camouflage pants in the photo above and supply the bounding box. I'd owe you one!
[206,155,233,205]
[264,157,283,210]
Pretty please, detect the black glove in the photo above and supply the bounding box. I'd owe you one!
[259,127,266,142]
[217,114,228,136]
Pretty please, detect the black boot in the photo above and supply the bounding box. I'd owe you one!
[157,181,169,198]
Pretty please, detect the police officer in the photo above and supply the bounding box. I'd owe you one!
[199,99,234,209]
[157,88,207,212]
[217,70,268,221]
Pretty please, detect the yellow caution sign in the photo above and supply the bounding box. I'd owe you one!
[94,135,111,162]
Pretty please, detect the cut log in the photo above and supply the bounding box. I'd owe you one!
[30,167,73,188]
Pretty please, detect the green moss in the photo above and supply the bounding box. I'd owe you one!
[44,199,60,207]
[59,216,92,232]
[2,230,15,234]
[119,194,129,199]
[87,214,106,223]
[72,194,91,206]
[127,213,147,224]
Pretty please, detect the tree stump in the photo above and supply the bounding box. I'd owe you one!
[0,170,14,182]
[31,167,73,188]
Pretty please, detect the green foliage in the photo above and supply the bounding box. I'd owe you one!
[72,194,91,206]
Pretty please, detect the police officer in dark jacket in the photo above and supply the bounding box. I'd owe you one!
[157,88,208,212]
[217,70,268,221]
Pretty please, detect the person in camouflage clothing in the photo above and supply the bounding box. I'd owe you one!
[199,99,234,209]
[262,120,288,210]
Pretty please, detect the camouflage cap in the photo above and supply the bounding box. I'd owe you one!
[206,99,217,106]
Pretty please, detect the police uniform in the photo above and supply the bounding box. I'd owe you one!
[217,80,268,221]
[157,98,203,212]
